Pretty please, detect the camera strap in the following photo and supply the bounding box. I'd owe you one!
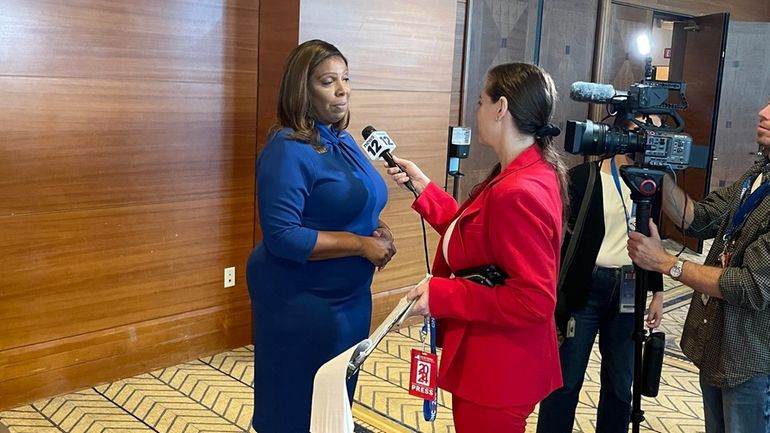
[556,162,597,340]
[558,162,596,290]
[610,158,636,233]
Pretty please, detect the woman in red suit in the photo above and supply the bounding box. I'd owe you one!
[386,63,567,433]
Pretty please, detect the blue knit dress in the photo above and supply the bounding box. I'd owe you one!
[246,124,387,433]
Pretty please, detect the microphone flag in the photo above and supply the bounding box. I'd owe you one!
[361,130,397,161]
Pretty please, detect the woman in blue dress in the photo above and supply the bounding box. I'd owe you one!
[246,39,395,433]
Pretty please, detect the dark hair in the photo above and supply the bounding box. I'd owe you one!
[477,63,569,220]
[270,39,350,150]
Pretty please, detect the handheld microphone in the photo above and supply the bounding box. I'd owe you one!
[361,126,416,193]
[569,81,617,103]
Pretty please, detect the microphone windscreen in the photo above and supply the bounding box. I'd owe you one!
[362,125,377,139]
[569,81,616,103]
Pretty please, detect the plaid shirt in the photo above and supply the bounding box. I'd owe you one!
[680,158,770,388]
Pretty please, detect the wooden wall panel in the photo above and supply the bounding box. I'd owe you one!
[1,197,252,348]
[256,0,299,145]
[0,0,258,410]
[254,0,300,244]
[0,78,256,215]
[0,302,250,411]
[0,0,258,82]
[300,0,456,93]
[449,0,469,124]
[299,0,458,327]
[348,91,449,292]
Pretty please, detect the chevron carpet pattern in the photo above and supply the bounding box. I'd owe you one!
[0,241,711,433]
[0,346,381,433]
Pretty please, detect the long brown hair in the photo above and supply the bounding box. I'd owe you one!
[479,63,569,220]
[270,39,350,149]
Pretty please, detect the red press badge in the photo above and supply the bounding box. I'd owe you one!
[408,348,438,399]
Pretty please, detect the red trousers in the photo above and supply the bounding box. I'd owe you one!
[452,395,536,433]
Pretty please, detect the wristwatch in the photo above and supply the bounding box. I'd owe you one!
[669,259,685,280]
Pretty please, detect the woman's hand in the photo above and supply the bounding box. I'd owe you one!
[407,278,431,317]
[360,235,396,268]
[383,156,430,195]
[371,227,396,270]
[646,291,664,329]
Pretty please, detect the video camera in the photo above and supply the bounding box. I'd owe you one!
[564,78,693,170]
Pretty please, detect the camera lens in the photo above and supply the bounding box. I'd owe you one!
[565,120,643,156]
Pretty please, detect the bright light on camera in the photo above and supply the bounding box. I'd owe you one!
[636,34,651,56]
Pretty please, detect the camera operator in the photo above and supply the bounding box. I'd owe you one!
[538,115,666,433]
[627,101,770,433]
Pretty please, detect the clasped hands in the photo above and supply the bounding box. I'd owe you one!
[363,227,396,271]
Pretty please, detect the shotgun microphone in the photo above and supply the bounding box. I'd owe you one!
[569,81,617,103]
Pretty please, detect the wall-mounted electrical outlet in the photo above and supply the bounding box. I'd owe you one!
[224,267,235,288]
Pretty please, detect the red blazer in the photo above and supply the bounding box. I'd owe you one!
[413,145,563,408]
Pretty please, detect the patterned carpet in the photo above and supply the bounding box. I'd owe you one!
[0,240,711,433]
[0,347,382,433]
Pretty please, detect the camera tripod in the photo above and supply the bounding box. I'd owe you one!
[620,164,665,433]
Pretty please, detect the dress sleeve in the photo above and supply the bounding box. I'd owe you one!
[429,185,559,328]
[256,134,319,263]
[412,182,460,235]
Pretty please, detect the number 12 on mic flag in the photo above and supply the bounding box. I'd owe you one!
[408,348,437,400]
[361,131,397,160]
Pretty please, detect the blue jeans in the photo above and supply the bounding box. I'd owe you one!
[537,266,635,433]
[701,373,770,433]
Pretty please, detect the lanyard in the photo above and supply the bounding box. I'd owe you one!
[724,176,770,241]
[421,317,438,421]
[610,158,636,233]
